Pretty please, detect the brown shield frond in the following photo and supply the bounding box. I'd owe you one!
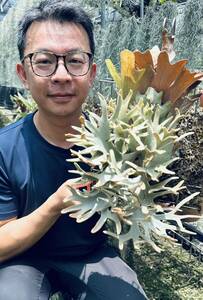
[163,69,203,103]
[151,51,188,94]
[134,50,154,69]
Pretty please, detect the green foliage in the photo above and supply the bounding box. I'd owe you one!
[158,0,177,4]
[123,240,203,300]
[0,106,13,127]
[10,92,37,121]
[0,93,36,128]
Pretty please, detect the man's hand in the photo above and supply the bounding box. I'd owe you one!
[47,180,91,216]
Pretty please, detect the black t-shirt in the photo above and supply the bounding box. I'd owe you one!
[0,113,105,258]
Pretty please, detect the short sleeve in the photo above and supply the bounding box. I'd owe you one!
[0,153,17,220]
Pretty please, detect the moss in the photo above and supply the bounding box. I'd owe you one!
[172,104,203,208]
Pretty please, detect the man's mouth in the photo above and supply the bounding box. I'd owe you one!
[49,93,75,97]
[48,93,75,101]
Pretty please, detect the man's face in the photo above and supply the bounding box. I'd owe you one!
[16,20,96,119]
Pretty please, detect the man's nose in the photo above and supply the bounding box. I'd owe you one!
[51,62,72,82]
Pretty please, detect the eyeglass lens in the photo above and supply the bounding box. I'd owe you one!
[31,51,91,76]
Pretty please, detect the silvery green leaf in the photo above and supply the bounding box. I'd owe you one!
[92,209,122,234]
[175,131,194,142]
[145,87,163,105]
[166,192,200,214]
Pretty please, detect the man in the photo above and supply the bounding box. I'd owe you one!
[0,1,147,299]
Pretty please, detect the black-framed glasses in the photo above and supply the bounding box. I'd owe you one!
[22,50,93,77]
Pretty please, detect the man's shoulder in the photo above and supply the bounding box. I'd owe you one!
[0,113,33,140]
[0,113,34,155]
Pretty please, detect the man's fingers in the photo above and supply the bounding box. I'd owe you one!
[64,180,92,192]
[63,197,80,206]
[59,180,92,215]
[61,198,81,215]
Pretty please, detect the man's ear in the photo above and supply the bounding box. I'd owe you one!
[16,63,29,90]
[89,62,97,88]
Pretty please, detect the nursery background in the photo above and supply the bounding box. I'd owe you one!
[0,1,203,299]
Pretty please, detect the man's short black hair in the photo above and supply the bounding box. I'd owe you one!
[17,0,95,60]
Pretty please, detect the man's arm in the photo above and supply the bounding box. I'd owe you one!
[0,217,17,227]
[0,181,76,263]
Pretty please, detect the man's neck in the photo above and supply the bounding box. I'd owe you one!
[33,110,81,149]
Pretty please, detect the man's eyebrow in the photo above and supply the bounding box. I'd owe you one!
[33,47,87,53]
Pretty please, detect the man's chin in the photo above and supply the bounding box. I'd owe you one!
[48,106,82,119]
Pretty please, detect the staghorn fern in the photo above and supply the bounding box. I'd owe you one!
[62,25,203,252]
